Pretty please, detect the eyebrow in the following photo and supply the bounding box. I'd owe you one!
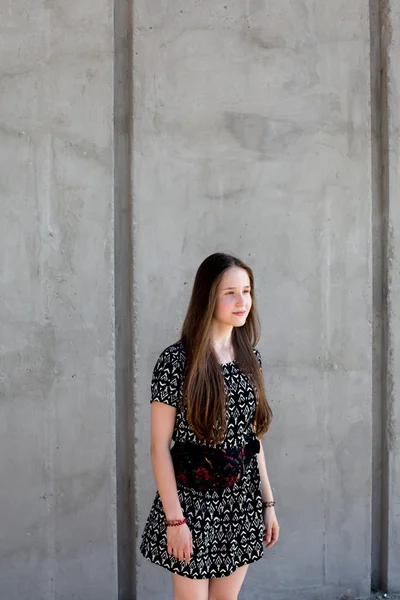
[223,286,251,290]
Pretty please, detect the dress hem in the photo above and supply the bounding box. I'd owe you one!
[139,549,264,580]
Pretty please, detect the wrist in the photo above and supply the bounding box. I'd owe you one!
[165,513,184,521]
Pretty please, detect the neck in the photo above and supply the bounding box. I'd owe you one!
[210,321,234,352]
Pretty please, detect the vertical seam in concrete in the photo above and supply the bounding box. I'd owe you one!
[370,0,383,589]
[114,0,135,598]
[380,0,391,591]
[370,0,391,592]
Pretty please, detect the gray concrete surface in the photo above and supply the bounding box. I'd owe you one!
[0,1,118,599]
[1,0,400,599]
[134,1,374,599]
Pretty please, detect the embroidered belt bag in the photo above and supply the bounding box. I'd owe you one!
[170,438,260,491]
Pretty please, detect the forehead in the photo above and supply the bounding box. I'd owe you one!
[218,266,251,289]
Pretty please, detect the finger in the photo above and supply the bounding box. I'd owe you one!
[177,548,185,562]
[270,524,279,540]
[266,535,279,549]
[266,527,279,548]
[168,545,173,556]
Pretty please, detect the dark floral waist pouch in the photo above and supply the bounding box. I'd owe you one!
[170,438,260,492]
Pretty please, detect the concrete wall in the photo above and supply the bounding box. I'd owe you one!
[0,1,117,599]
[1,0,400,599]
[133,1,373,599]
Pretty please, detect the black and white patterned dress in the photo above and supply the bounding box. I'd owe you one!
[140,341,265,579]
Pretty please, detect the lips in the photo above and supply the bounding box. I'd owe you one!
[233,311,246,316]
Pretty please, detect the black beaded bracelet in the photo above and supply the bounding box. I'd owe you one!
[262,500,275,508]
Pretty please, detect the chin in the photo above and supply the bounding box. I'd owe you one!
[231,317,247,326]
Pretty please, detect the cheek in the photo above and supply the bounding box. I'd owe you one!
[215,296,233,316]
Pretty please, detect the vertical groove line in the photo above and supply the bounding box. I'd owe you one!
[370,0,390,592]
[370,0,383,590]
[114,0,135,598]
[379,0,390,591]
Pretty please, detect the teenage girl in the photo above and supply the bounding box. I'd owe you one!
[140,252,279,600]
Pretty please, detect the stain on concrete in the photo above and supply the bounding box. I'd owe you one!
[52,461,109,517]
[224,111,303,155]
[247,29,287,50]
[0,321,63,402]
[245,0,312,50]
[205,185,250,201]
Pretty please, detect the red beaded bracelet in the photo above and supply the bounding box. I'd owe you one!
[165,517,187,527]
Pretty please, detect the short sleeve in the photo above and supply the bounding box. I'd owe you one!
[150,345,185,408]
[253,348,263,371]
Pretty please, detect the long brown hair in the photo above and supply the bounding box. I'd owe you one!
[181,252,272,444]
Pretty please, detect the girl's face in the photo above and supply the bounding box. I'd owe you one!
[213,267,252,328]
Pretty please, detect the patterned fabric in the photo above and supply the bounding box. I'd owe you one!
[140,341,265,579]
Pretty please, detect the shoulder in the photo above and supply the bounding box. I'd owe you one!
[151,341,186,406]
[152,340,187,378]
[252,347,263,370]
[155,340,186,367]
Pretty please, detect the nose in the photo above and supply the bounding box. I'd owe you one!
[236,293,245,306]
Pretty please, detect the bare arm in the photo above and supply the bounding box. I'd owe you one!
[150,401,192,562]
[257,438,280,548]
[150,402,184,520]
[257,440,275,503]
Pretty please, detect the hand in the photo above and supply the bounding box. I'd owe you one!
[263,507,279,549]
[167,523,193,563]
